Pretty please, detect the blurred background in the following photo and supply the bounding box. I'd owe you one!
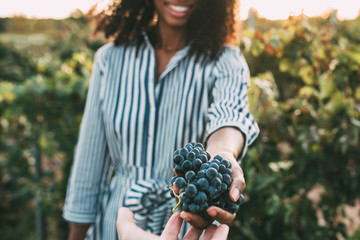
[0,0,359,239]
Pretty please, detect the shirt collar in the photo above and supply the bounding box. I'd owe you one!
[142,31,191,81]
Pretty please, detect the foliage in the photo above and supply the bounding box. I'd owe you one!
[0,12,360,240]
[232,15,360,240]
[0,13,99,239]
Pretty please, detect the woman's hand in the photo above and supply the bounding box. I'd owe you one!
[177,151,245,229]
[116,207,230,240]
[173,127,246,229]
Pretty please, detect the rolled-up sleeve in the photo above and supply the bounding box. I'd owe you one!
[63,47,111,224]
[206,46,260,160]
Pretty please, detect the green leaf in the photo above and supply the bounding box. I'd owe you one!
[319,72,335,100]
[279,58,293,72]
[298,66,314,84]
[325,91,345,114]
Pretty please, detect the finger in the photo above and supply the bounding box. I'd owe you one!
[183,226,203,240]
[201,224,218,239]
[116,207,135,232]
[206,206,236,225]
[203,224,229,240]
[160,212,183,240]
[229,163,246,202]
[173,184,180,194]
[180,211,211,230]
[116,208,158,240]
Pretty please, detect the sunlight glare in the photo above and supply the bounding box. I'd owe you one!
[0,0,359,20]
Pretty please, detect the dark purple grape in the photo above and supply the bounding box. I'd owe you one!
[189,203,200,213]
[185,143,193,150]
[185,171,196,181]
[210,177,222,188]
[192,148,200,157]
[219,164,226,173]
[200,163,210,170]
[217,172,223,182]
[194,191,207,204]
[170,176,177,184]
[223,174,232,186]
[214,155,223,161]
[199,154,208,163]
[199,202,209,211]
[218,197,226,209]
[175,177,187,188]
[192,158,202,171]
[197,170,206,178]
[182,160,192,171]
[174,154,184,164]
[197,178,209,191]
[186,151,196,160]
[206,167,218,179]
[221,183,228,192]
[236,194,245,205]
[212,159,221,165]
[221,159,230,168]
[183,203,190,211]
[182,194,191,204]
[180,148,188,157]
[209,162,219,171]
[174,164,183,174]
[185,184,197,198]
[227,202,240,213]
[207,186,218,196]
[194,143,204,149]
[194,147,203,154]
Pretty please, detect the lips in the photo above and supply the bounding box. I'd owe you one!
[165,3,192,17]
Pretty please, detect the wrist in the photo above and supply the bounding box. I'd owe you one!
[206,149,236,162]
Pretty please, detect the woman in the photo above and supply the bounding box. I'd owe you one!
[63,0,259,239]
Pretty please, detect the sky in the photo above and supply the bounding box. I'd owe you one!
[0,0,359,20]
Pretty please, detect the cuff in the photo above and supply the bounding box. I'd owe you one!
[62,208,97,224]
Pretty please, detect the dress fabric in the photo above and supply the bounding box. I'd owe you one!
[63,33,260,239]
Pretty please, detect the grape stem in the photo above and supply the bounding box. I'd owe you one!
[167,184,185,213]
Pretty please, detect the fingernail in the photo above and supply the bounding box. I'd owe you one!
[231,188,240,201]
[207,209,216,217]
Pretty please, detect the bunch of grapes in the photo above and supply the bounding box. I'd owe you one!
[168,142,244,219]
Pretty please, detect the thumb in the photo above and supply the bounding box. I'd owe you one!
[160,212,183,240]
[117,207,135,223]
[116,207,136,234]
[117,207,163,240]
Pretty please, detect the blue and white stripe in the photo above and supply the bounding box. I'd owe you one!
[63,33,259,239]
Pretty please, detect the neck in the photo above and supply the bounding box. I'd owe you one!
[155,21,187,53]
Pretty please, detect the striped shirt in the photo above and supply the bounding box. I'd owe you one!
[63,33,259,239]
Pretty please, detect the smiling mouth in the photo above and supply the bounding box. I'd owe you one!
[165,3,192,17]
[168,4,189,13]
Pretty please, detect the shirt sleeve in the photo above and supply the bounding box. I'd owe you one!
[63,46,112,224]
[206,46,260,161]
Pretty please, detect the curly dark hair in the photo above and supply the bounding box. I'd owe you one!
[94,0,240,61]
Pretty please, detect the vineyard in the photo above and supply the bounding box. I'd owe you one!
[0,11,359,240]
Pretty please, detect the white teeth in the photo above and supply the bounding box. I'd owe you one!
[168,4,188,12]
